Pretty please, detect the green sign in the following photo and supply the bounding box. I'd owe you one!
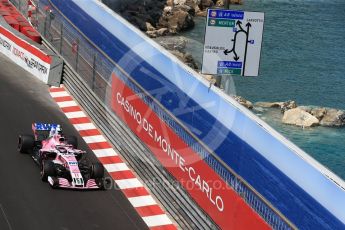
[208,19,235,27]
[217,68,242,75]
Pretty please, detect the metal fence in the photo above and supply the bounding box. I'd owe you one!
[10,0,296,229]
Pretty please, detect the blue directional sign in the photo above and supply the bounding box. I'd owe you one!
[208,10,244,20]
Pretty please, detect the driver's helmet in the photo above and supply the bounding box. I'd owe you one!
[49,125,63,138]
[58,136,65,142]
[49,126,56,137]
[56,124,62,135]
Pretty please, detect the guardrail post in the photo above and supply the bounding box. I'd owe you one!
[92,54,97,90]
[43,10,48,37]
[75,38,79,72]
[59,23,63,54]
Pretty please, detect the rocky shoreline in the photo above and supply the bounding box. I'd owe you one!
[102,0,344,129]
[101,0,243,76]
[102,0,242,38]
[254,101,345,128]
[153,36,199,69]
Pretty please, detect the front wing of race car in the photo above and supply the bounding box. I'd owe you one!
[47,177,104,189]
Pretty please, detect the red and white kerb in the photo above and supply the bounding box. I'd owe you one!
[50,86,177,230]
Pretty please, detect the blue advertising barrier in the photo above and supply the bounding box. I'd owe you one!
[43,0,345,228]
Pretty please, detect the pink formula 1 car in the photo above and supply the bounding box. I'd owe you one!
[18,123,107,189]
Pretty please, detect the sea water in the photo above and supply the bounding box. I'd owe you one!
[182,0,345,179]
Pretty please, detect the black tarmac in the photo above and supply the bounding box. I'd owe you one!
[0,53,148,230]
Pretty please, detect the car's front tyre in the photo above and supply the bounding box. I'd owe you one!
[66,135,78,149]
[90,162,104,179]
[41,160,56,182]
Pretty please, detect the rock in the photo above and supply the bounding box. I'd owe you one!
[282,108,319,127]
[196,10,207,17]
[146,27,169,38]
[280,100,297,113]
[154,36,198,69]
[184,0,202,14]
[199,0,214,9]
[255,102,284,108]
[154,36,187,52]
[103,0,195,35]
[310,107,327,120]
[320,109,345,127]
[174,0,187,4]
[169,50,199,69]
[215,0,223,6]
[156,28,169,36]
[298,106,312,113]
[253,106,265,113]
[215,0,243,6]
[184,53,199,69]
[233,96,253,109]
[231,0,243,4]
[163,6,173,13]
[201,74,217,85]
[104,0,166,31]
[255,100,296,112]
[146,30,158,38]
[146,22,156,31]
[166,0,174,6]
[158,6,195,34]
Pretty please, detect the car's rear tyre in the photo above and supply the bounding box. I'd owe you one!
[18,135,34,153]
[41,160,56,182]
[66,136,78,148]
[90,163,104,179]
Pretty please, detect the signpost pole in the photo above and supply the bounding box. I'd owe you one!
[224,0,230,9]
[221,0,230,92]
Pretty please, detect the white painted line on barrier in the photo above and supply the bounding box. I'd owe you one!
[65,111,86,119]
[104,163,129,172]
[73,123,96,131]
[128,195,157,208]
[57,101,78,108]
[50,91,70,98]
[115,178,143,189]
[82,135,107,143]
[142,214,173,227]
[92,148,118,158]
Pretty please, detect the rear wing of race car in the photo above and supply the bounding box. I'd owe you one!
[32,123,62,140]
[32,123,61,131]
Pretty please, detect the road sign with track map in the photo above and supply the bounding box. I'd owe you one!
[202,9,264,77]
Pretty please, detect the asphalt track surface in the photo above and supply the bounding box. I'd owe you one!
[0,53,148,230]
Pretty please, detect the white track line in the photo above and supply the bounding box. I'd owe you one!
[142,214,173,227]
[92,148,118,158]
[115,178,143,189]
[50,91,70,97]
[57,101,78,108]
[65,111,86,119]
[128,195,157,208]
[104,163,129,172]
[73,123,96,131]
[82,135,107,143]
